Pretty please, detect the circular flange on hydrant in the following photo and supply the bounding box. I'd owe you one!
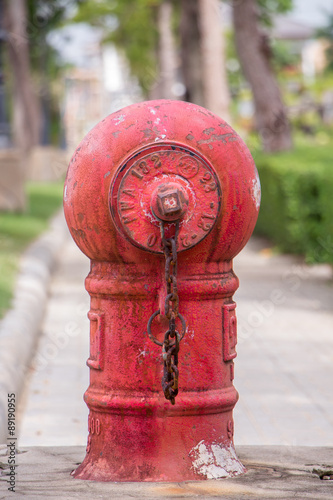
[64,99,260,482]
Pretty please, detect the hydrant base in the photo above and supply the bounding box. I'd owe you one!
[72,444,245,482]
[71,410,246,482]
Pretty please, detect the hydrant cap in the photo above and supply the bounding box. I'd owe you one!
[64,99,260,262]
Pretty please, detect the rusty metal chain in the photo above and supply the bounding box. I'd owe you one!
[147,221,186,405]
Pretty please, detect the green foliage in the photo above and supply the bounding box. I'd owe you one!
[27,0,74,70]
[253,138,333,263]
[271,40,299,71]
[25,0,78,86]
[257,0,293,26]
[72,0,162,93]
[0,182,64,317]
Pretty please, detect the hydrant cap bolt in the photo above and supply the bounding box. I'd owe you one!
[151,182,189,222]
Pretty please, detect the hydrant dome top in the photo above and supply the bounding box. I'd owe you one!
[64,99,260,262]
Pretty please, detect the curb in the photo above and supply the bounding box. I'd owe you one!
[0,210,69,443]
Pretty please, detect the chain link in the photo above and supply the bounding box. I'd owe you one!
[147,221,186,405]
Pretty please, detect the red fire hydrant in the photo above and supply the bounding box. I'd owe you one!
[64,100,260,482]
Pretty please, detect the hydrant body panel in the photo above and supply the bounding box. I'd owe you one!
[64,100,260,482]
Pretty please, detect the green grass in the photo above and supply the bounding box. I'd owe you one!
[0,182,64,318]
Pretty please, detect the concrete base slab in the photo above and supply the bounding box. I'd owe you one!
[0,446,332,499]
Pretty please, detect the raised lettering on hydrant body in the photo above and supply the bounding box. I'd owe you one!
[64,100,260,482]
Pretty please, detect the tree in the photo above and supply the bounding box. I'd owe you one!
[73,0,231,116]
[4,0,72,150]
[233,0,293,152]
[151,0,177,99]
[73,0,161,96]
[26,0,78,146]
[180,0,204,106]
[4,0,42,152]
[198,0,230,121]
[179,0,230,118]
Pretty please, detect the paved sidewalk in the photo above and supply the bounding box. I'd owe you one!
[234,239,333,446]
[18,226,90,446]
[18,215,333,448]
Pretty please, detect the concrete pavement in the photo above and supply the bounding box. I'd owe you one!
[18,214,333,448]
[1,445,333,499]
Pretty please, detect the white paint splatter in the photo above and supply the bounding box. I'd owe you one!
[154,134,166,142]
[149,107,157,115]
[114,114,125,125]
[137,350,147,359]
[252,173,261,211]
[190,440,246,479]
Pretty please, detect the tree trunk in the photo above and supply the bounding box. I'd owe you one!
[198,0,230,122]
[155,0,176,100]
[233,0,292,152]
[5,0,42,152]
[180,0,204,106]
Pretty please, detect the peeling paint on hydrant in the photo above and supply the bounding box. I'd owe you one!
[252,173,261,211]
[190,440,246,479]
